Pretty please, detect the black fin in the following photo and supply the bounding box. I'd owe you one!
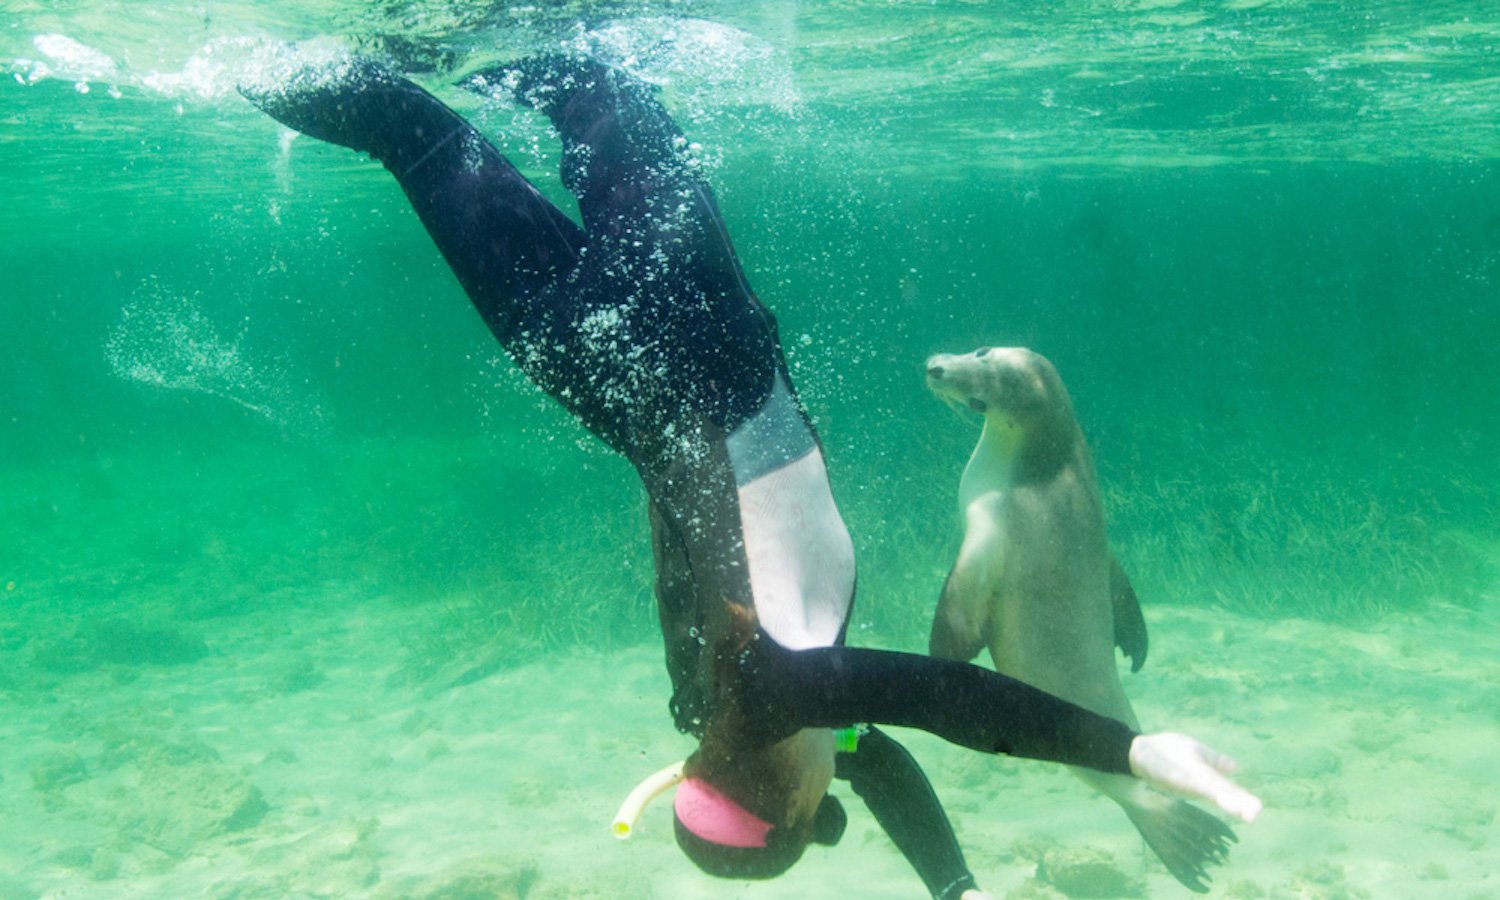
[1110,554,1148,673]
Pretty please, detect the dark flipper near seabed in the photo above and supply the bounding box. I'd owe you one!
[1125,797,1237,893]
[1110,554,1148,672]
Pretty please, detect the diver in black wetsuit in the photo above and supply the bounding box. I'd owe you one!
[241,54,1259,898]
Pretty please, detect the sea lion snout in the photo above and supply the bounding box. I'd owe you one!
[925,353,956,389]
[925,347,1079,438]
[925,351,991,411]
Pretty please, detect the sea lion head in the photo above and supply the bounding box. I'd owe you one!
[925,346,1079,479]
[926,346,1072,424]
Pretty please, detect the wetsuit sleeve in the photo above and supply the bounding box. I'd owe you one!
[739,638,1137,775]
[837,727,978,900]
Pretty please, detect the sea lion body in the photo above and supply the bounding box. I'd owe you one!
[926,346,1232,893]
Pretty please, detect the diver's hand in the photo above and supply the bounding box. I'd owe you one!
[1128,732,1262,823]
[960,891,996,900]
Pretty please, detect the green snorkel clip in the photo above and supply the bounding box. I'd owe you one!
[834,724,868,754]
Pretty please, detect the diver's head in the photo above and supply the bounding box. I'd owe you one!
[673,727,845,879]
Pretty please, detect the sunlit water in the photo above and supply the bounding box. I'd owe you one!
[2,2,1497,898]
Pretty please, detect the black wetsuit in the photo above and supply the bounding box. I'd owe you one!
[242,56,1135,900]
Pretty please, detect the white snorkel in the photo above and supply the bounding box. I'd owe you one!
[611,759,686,839]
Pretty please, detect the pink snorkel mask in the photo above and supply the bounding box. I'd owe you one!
[672,776,775,848]
[611,753,847,880]
[609,760,775,849]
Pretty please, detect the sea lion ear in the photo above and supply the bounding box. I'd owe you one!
[810,796,846,846]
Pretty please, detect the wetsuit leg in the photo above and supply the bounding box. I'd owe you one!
[240,63,585,340]
[495,57,749,288]
[471,56,779,436]
[837,727,978,900]
[247,56,784,464]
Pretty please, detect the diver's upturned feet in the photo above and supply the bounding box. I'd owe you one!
[463,54,682,187]
[239,55,463,172]
[463,54,617,119]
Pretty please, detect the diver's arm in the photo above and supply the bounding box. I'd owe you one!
[741,639,1135,771]
[740,637,1262,822]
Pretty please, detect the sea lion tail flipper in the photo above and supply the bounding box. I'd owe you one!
[1123,797,1236,894]
[1110,554,1148,672]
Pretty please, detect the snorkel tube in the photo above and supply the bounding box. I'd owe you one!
[611,759,686,839]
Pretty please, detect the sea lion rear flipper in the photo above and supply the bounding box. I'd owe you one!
[1110,554,1148,672]
[1123,796,1237,894]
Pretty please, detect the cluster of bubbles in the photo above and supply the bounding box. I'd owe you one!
[104,284,326,436]
[14,33,121,96]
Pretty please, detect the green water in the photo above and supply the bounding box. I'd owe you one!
[2,2,1498,896]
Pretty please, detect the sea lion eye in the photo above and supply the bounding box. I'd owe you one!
[975,347,992,358]
[968,398,987,413]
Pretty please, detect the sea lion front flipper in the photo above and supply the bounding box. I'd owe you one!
[929,568,987,661]
[1110,554,1148,672]
[929,505,1001,662]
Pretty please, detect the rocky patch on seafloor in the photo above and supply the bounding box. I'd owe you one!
[29,749,90,812]
[29,726,268,869]
[124,757,269,857]
[1220,862,1375,900]
[375,857,542,900]
[1005,842,1144,900]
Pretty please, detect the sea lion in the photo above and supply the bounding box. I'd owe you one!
[925,346,1235,893]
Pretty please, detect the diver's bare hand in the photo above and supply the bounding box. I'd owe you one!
[1128,732,1262,823]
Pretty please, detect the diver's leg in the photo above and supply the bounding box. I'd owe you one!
[464,56,778,438]
[471,58,697,231]
[241,60,584,339]
[467,57,751,295]
[836,727,979,900]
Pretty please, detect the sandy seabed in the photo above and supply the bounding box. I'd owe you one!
[2,588,1497,900]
